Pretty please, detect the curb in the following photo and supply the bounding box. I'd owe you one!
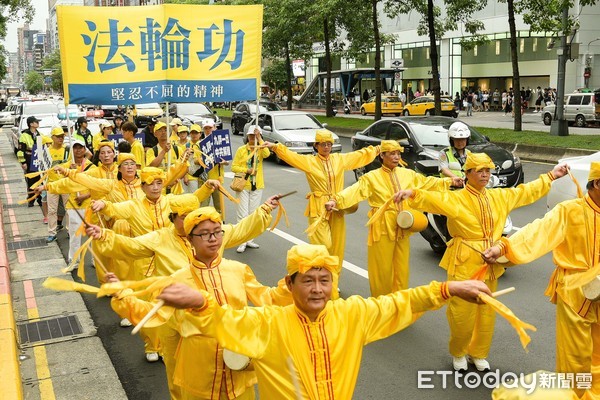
[0,197,23,400]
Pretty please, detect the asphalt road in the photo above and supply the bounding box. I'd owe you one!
[57,129,559,399]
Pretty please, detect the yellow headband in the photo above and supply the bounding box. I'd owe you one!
[315,129,334,144]
[589,162,600,182]
[464,152,495,172]
[380,140,404,153]
[183,207,222,236]
[97,140,115,151]
[140,167,166,185]
[170,194,200,215]
[117,153,137,166]
[286,244,339,276]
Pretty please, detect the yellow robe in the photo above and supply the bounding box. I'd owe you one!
[408,172,555,359]
[46,160,95,210]
[271,144,379,294]
[500,194,600,399]
[231,143,270,191]
[335,166,452,295]
[185,281,447,400]
[111,256,293,400]
[130,139,146,169]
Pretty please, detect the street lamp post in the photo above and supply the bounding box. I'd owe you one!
[550,7,570,136]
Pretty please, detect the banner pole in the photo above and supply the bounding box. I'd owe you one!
[65,100,74,164]
[166,101,171,170]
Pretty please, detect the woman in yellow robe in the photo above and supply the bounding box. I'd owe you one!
[265,130,379,294]
[393,152,567,372]
[108,207,293,400]
[484,163,600,399]
[326,140,460,295]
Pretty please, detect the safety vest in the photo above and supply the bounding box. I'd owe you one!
[440,147,469,178]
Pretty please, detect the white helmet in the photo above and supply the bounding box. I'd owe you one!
[448,122,471,139]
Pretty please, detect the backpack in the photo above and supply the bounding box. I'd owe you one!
[152,145,179,159]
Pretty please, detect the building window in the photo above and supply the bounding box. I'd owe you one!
[495,41,500,55]
[533,38,538,52]
[474,46,478,56]
[426,47,430,59]
[520,39,525,53]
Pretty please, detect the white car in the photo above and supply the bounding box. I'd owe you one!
[0,109,13,126]
[547,151,600,210]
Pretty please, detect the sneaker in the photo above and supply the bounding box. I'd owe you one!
[145,352,160,363]
[236,244,246,253]
[57,224,64,231]
[467,355,490,371]
[246,241,260,249]
[120,318,133,327]
[46,235,57,243]
[452,356,468,371]
[43,217,48,224]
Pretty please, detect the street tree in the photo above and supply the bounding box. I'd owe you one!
[24,71,43,94]
[42,49,63,94]
[385,0,487,114]
[261,59,289,96]
[0,0,34,82]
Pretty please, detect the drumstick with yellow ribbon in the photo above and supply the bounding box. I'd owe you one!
[269,191,296,231]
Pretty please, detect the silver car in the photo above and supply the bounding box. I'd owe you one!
[542,91,600,127]
[243,111,342,164]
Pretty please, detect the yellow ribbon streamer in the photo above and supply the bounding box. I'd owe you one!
[269,202,290,231]
[43,277,100,294]
[568,169,584,199]
[563,263,600,291]
[75,207,93,237]
[61,236,94,281]
[218,186,240,204]
[479,293,537,351]
[366,197,395,227]
[305,211,329,236]
[18,191,41,205]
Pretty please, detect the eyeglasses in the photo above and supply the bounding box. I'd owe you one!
[317,142,333,147]
[189,230,225,241]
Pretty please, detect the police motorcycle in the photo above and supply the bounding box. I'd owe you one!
[416,159,515,254]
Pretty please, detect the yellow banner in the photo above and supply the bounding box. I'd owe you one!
[57,4,263,104]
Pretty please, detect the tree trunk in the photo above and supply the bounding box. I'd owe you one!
[324,18,334,117]
[428,0,441,115]
[285,42,293,110]
[372,0,382,120]
[508,0,522,130]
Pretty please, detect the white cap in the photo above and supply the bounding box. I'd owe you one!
[169,117,183,126]
[246,125,262,135]
[71,139,86,148]
[202,119,215,128]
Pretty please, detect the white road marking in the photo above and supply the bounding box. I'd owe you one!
[512,226,521,231]
[281,168,302,174]
[270,228,369,279]
[224,172,234,179]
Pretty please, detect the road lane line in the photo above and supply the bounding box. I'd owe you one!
[270,228,369,279]
[24,280,56,400]
[281,168,302,174]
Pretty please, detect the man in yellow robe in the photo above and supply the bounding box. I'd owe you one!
[109,207,293,400]
[87,195,280,400]
[484,162,600,399]
[325,140,461,295]
[154,244,491,400]
[265,130,380,294]
[393,152,568,372]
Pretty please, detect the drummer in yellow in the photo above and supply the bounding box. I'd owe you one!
[393,152,568,372]
[483,162,600,399]
[265,130,380,293]
[324,140,462,295]
[154,244,491,399]
[109,207,294,400]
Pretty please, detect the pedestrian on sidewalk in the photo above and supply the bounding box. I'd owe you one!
[17,116,44,208]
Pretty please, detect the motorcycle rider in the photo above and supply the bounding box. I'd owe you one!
[439,121,470,182]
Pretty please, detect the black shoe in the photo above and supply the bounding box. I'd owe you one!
[57,224,64,231]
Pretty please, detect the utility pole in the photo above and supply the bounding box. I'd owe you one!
[550,7,569,136]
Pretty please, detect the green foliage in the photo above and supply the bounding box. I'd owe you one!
[261,60,289,91]
[24,71,43,94]
[42,49,63,94]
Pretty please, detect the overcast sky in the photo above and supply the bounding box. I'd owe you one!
[2,0,49,53]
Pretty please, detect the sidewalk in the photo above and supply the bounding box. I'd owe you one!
[0,130,127,400]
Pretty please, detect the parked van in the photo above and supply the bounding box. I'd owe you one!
[542,90,600,127]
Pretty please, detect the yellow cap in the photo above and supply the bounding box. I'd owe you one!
[463,152,495,172]
[51,126,65,136]
[117,153,137,166]
[97,140,115,151]
[183,206,222,235]
[588,162,600,182]
[189,124,202,133]
[315,129,334,144]
[42,136,53,145]
[170,194,200,215]
[154,121,167,132]
[177,125,189,134]
[380,140,403,153]
[140,167,166,185]
[286,244,338,276]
